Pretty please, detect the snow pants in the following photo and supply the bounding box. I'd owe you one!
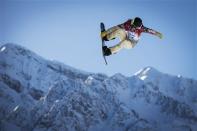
[105,26,137,54]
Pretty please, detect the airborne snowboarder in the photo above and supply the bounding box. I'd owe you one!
[101,17,163,56]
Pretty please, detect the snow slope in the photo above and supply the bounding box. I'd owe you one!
[0,43,196,131]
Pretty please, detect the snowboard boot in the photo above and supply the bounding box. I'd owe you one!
[103,46,112,56]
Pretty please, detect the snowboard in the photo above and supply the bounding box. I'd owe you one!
[100,22,108,65]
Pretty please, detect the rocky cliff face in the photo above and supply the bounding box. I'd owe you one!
[0,43,196,131]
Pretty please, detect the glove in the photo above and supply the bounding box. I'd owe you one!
[157,32,163,39]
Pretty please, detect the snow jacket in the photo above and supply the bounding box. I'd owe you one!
[118,19,159,41]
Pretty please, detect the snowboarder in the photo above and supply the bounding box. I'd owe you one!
[101,17,163,56]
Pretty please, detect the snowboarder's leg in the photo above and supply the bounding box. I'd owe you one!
[105,27,129,54]
[102,26,135,55]
[109,39,135,54]
[101,26,122,41]
[122,39,137,49]
[107,26,126,40]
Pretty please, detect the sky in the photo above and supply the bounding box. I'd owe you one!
[0,0,196,79]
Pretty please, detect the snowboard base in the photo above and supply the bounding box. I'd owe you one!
[100,22,108,65]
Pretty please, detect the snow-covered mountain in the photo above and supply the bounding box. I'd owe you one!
[0,43,196,131]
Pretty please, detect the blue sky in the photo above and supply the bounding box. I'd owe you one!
[0,0,196,79]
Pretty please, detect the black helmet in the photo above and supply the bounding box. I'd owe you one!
[133,17,142,27]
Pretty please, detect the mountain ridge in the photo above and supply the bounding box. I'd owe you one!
[0,43,196,131]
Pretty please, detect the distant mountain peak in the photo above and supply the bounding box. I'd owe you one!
[134,66,162,80]
[1,43,27,52]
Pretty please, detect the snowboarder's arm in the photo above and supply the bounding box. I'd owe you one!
[142,26,163,39]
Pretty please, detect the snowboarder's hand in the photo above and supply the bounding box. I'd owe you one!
[157,32,163,39]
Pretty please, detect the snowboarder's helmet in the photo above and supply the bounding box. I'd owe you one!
[133,17,142,27]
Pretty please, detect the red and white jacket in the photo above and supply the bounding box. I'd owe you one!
[119,19,159,42]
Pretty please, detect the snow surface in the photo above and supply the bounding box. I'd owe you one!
[0,46,6,52]
[0,43,197,131]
